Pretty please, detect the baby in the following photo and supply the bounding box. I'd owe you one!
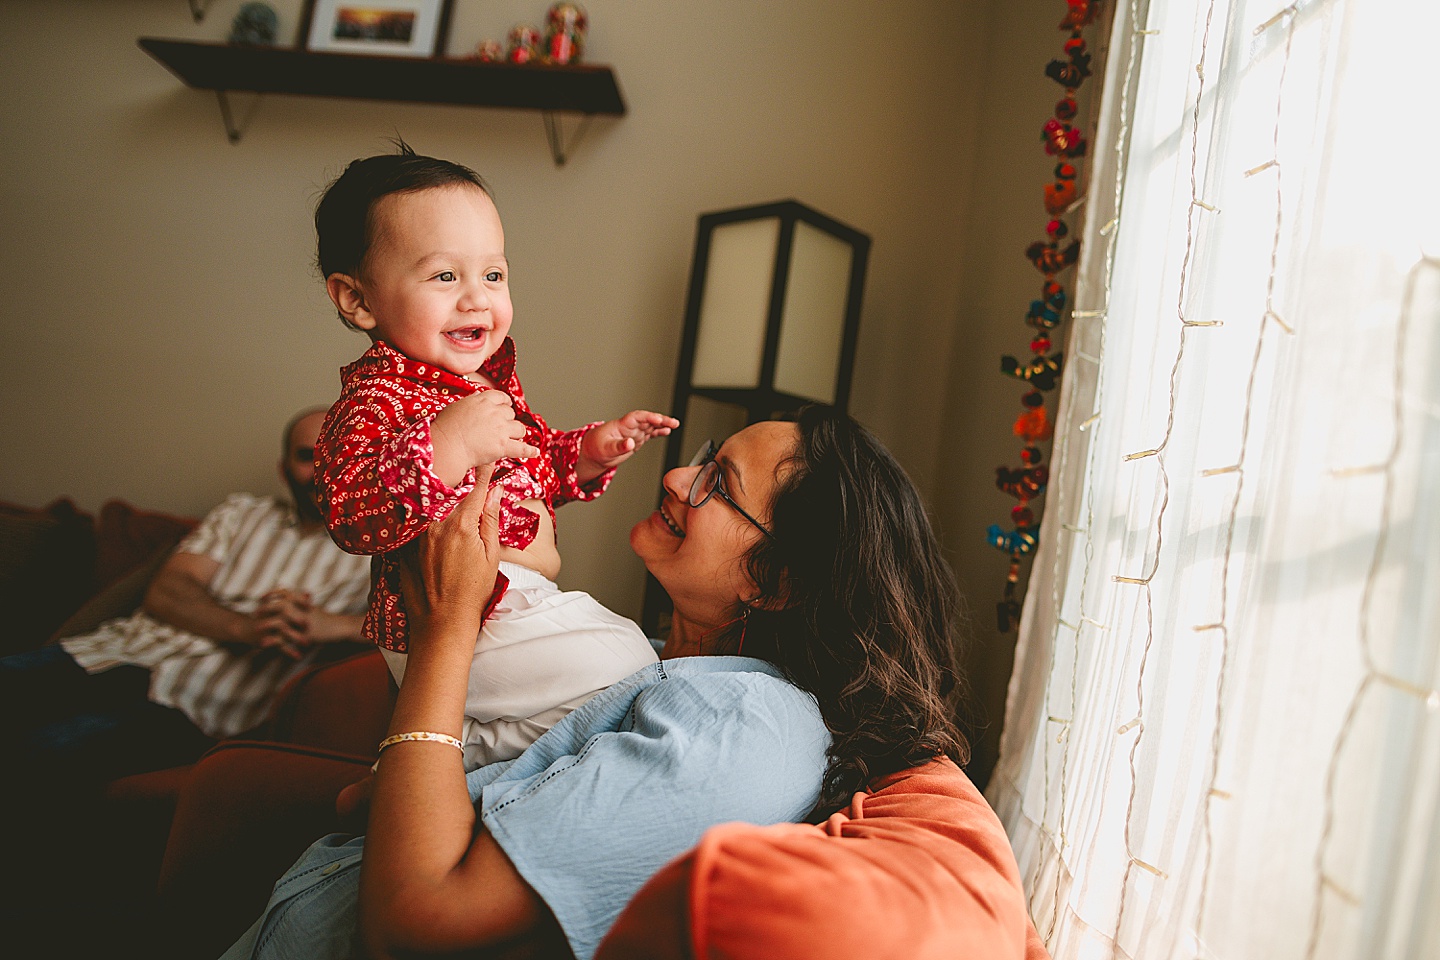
[313,144,670,769]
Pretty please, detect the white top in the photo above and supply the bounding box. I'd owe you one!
[61,493,371,737]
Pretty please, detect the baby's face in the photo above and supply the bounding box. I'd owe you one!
[355,184,512,376]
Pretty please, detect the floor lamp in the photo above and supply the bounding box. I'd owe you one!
[641,199,870,636]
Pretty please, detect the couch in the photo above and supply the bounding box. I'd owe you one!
[0,496,394,958]
[0,496,198,658]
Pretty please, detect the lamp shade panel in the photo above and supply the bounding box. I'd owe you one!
[774,220,854,404]
[691,217,780,390]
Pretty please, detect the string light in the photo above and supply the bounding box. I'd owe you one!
[1132,857,1168,879]
[1189,1,1306,950]
[1031,0,1140,935]
[1000,4,1438,953]
[1254,5,1298,34]
[1302,254,1436,960]
[1264,309,1294,333]
[1106,0,1218,946]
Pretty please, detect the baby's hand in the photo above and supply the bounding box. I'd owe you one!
[581,411,679,471]
[433,390,540,470]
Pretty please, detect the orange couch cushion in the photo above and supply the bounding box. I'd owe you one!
[94,499,197,589]
[597,757,1047,960]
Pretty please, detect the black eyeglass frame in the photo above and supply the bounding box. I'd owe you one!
[687,440,775,539]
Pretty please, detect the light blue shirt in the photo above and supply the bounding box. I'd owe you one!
[220,656,829,960]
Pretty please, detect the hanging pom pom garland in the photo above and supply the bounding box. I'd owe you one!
[992,0,1100,633]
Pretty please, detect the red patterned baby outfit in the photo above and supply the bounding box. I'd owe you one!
[317,339,613,653]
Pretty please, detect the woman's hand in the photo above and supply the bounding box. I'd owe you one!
[361,461,549,956]
[396,463,504,652]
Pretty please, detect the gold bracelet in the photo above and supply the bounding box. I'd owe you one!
[377,731,464,754]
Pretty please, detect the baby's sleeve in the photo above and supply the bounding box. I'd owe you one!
[544,421,615,507]
[317,391,476,555]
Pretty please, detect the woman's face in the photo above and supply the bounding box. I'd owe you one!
[630,420,799,633]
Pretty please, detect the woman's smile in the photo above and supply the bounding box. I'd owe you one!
[658,502,685,537]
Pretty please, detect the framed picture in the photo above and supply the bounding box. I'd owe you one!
[300,0,454,58]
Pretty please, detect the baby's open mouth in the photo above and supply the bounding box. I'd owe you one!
[659,504,684,537]
[446,327,488,343]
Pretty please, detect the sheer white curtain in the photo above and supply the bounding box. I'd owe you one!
[987,1,1440,958]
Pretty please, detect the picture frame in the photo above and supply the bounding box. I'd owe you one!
[299,0,454,58]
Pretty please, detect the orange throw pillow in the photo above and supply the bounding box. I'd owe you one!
[598,757,1048,960]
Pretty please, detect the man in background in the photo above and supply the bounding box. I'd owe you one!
[0,408,372,956]
[3,408,371,778]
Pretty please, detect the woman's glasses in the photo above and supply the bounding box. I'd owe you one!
[687,440,774,539]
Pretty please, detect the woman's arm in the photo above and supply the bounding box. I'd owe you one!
[357,469,551,958]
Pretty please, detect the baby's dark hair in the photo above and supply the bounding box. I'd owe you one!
[315,140,491,327]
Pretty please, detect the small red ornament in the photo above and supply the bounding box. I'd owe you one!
[506,24,542,64]
[1042,118,1087,158]
[1025,239,1081,275]
[1060,0,1096,30]
[1014,407,1054,442]
[1044,180,1077,215]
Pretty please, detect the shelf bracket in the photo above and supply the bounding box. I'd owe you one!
[215,90,263,144]
[542,112,595,167]
[187,0,213,22]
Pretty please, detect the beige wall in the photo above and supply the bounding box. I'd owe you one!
[1,0,1062,782]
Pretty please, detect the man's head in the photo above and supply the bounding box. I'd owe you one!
[280,408,327,524]
[315,142,511,377]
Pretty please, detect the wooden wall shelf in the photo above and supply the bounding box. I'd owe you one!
[138,38,626,164]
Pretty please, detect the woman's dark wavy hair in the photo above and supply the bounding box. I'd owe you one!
[314,139,491,330]
[734,405,970,817]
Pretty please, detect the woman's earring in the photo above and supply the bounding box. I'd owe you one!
[736,603,751,656]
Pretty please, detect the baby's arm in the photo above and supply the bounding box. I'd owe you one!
[576,411,679,485]
[429,390,540,488]
[318,388,538,556]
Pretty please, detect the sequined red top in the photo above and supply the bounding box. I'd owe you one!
[317,339,613,652]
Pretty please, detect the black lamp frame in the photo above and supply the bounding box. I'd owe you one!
[642,199,871,635]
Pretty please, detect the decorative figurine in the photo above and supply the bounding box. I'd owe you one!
[506,24,543,64]
[474,39,505,62]
[228,1,278,45]
[543,3,588,65]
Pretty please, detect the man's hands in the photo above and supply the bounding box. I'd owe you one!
[143,552,363,661]
[579,411,679,479]
[430,391,541,488]
[240,589,363,659]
